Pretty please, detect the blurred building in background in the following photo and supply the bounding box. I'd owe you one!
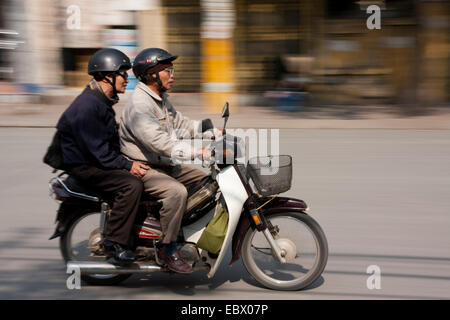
[0,0,448,109]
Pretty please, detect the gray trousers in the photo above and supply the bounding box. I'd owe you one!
[141,164,208,243]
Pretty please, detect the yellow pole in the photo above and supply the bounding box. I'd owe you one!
[201,0,236,113]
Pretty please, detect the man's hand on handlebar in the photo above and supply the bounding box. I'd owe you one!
[215,128,224,138]
[196,147,213,161]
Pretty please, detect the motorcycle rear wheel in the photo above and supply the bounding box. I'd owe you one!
[60,210,132,285]
[241,211,328,291]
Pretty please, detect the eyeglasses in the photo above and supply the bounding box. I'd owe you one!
[163,67,175,76]
[116,70,129,80]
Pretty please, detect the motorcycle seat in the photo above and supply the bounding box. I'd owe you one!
[58,175,104,202]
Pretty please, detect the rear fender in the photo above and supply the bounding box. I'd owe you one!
[49,201,101,240]
[229,196,308,265]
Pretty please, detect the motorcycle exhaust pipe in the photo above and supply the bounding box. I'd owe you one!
[67,261,209,275]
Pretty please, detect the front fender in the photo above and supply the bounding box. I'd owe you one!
[259,196,308,215]
[229,196,308,265]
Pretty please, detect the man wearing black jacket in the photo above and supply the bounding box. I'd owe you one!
[56,48,149,263]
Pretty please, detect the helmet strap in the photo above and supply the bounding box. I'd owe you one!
[104,74,119,97]
[146,71,167,93]
[154,72,167,92]
[101,74,120,104]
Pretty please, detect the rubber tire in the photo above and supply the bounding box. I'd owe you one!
[241,211,328,291]
[60,210,132,286]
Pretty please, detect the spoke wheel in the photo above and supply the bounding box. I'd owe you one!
[242,211,328,290]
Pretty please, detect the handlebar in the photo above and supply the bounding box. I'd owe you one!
[203,134,243,168]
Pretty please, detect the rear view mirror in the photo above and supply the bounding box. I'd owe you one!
[221,102,229,134]
[221,102,229,118]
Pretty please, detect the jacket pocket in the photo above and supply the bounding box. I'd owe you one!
[157,116,167,128]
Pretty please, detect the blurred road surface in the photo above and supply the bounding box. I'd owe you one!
[0,127,449,300]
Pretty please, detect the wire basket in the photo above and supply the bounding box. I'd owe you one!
[247,155,292,196]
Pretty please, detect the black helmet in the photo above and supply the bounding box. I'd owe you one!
[132,48,177,82]
[88,48,131,76]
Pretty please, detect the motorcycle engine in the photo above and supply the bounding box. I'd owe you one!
[179,243,201,265]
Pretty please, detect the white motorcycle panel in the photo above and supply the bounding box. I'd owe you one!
[183,207,216,244]
[206,165,249,278]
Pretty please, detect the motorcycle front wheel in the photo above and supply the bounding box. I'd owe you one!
[241,211,328,291]
[60,210,132,285]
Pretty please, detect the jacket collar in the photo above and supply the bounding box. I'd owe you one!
[84,79,119,107]
[136,81,169,104]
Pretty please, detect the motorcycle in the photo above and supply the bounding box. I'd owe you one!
[48,103,328,291]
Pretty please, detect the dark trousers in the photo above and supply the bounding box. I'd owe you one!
[69,165,144,247]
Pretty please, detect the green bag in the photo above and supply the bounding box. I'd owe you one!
[197,207,229,254]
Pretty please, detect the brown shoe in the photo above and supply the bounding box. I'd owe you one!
[158,249,193,274]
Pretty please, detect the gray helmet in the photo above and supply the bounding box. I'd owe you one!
[88,48,131,76]
[132,48,177,82]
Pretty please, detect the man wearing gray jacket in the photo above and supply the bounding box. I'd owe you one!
[119,48,219,274]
